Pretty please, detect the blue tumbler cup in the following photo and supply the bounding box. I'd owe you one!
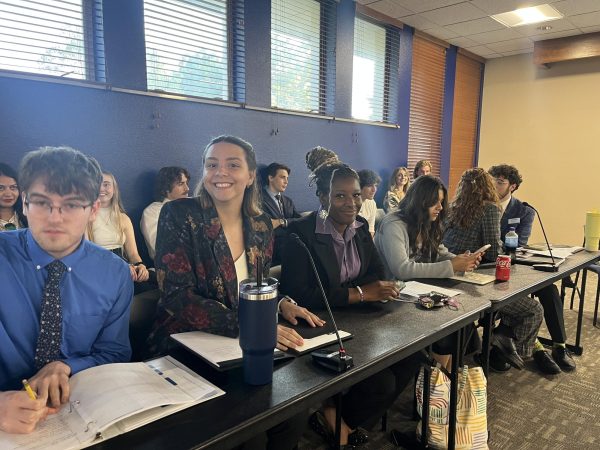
[238,277,279,385]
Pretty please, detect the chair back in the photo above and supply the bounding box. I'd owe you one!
[129,289,161,361]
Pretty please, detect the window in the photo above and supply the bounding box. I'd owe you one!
[144,0,229,100]
[271,0,336,114]
[0,0,104,81]
[352,17,400,123]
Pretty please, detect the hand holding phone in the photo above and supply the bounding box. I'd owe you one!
[474,244,491,254]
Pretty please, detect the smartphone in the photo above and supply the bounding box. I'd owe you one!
[474,244,491,254]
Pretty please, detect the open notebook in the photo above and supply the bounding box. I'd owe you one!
[0,356,224,450]
[171,328,352,370]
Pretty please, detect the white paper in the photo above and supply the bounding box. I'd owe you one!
[518,246,582,259]
[400,281,462,298]
[171,331,282,367]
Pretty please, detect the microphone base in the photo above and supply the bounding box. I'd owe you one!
[533,263,559,272]
[311,349,354,373]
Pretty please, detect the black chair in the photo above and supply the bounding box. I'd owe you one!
[129,289,161,361]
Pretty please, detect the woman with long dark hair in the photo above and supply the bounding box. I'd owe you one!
[0,163,26,231]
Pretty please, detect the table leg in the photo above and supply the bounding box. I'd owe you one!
[481,311,494,377]
[574,269,587,353]
[333,393,342,450]
[448,328,461,450]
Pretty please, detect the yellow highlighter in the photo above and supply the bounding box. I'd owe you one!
[22,379,37,400]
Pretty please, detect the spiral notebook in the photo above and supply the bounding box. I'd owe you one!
[0,356,224,450]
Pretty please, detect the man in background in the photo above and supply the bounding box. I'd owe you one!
[0,146,132,433]
[261,162,301,265]
[413,160,432,179]
[141,166,190,261]
[489,164,575,374]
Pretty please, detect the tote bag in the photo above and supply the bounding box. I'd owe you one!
[416,365,488,449]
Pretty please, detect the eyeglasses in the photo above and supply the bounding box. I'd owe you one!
[24,196,93,217]
[494,178,509,185]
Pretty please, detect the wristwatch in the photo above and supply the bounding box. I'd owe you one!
[279,218,288,227]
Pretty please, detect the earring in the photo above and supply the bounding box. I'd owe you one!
[318,209,328,220]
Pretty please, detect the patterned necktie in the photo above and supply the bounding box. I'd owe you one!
[275,193,284,217]
[34,260,67,370]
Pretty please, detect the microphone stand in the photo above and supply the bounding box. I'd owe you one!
[289,233,354,372]
[523,202,559,272]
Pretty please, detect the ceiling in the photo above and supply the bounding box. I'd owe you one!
[356,0,600,58]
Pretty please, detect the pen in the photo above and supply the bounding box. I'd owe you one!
[22,379,37,400]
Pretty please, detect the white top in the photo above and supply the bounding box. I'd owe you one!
[358,198,377,233]
[499,195,511,214]
[92,207,125,250]
[234,251,248,297]
[141,200,167,260]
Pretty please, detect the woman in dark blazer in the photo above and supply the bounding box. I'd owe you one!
[281,147,418,449]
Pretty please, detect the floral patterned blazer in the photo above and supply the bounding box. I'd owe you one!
[146,197,273,356]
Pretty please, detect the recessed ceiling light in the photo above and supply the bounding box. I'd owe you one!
[491,4,563,28]
[538,25,552,31]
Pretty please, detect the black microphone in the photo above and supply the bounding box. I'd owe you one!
[288,233,354,372]
[522,202,559,272]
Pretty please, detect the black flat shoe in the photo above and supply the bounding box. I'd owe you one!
[309,411,368,449]
[552,347,576,372]
[488,347,511,372]
[533,350,561,375]
[492,332,524,369]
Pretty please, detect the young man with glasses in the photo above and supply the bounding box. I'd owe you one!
[0,147,133,434]
[489,164,575,374]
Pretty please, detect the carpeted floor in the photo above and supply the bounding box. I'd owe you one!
[299,275,600,449]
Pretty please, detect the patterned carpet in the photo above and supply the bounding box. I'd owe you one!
[299,276,600,449]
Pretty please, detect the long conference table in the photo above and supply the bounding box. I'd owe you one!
[93,250,600,450]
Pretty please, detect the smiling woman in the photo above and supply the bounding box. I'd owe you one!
[0,163,27,231]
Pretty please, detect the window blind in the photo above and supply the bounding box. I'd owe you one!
[0,0,103,80]
[407,35,446,178]
[448,53,483,198]
[144,0,229,100]
[271,0,336,114]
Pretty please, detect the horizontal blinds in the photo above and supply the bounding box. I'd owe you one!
[448,53,483,199]
[271,0,336,114]
[0,0,97,80]
[144,0,229,100]
[407,35,446,178]
[352,17,386,122]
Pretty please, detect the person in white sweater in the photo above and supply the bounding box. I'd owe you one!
[375,175,544,373]
[357,169,381,237]
[141,166,190,260]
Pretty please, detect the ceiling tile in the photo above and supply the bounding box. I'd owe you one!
[530,28,582,41]
[580,25,600,33]
[368,0,414,18]
[423,25,461,40]
[447,36,480,47]
[486,37,534,52]
[552,0,600,17]
[446,16,506,35]
[513,18,578,36]
[465,44,501,57]
[500,49,534,56]
[420,2,487,26]
[468,27,522,44]
[568,11,600,28]
[469,0,549,15]
[397,14,440,30]
[392,0,466,14]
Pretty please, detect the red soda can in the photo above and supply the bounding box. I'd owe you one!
[495,255,511,281]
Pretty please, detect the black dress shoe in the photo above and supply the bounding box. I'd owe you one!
[491,332,524,369]
[533,350,561,374]
[488,347,511,372]
[552,347,576,372]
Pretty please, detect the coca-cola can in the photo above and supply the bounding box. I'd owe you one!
[495,255,511,281]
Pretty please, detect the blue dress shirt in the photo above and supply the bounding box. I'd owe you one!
[0,229,133,391]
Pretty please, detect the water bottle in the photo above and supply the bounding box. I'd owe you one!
[505,227,519,263]
[238,277,279,385]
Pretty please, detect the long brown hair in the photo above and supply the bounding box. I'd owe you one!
[389,166,409,194]
[397,175,448,261]
[193,135,262,217]
[447,168,499,229]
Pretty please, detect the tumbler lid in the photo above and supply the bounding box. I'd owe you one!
[239,277,279,301]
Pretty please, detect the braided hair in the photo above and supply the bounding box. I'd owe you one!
[305,146,358,200]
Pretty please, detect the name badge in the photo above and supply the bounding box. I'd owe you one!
[508,217,520,225]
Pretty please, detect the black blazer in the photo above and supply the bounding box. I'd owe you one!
[280,212,385,310]
[501,197,534,246]
[261,188,301,221]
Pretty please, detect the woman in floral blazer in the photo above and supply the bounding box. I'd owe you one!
[146,135,323,358]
